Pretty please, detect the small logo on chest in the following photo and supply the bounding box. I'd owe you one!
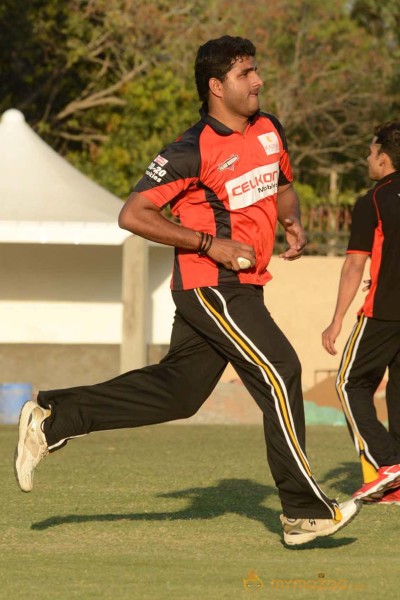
[217,154,239,172]
[258,132,279,155]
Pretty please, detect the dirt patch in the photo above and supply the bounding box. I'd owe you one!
[303,376,388,422]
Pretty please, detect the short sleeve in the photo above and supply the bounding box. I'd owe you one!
[265,113,293,185]
[133,124,202,208]
[347,192,378,254]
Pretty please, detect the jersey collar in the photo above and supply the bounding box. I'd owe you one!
[375,170,400,186]
[200,108,260,136]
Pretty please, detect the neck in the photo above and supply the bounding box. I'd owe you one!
[207,107,249,134]
[378,166,396,180]
[383,167,396,177]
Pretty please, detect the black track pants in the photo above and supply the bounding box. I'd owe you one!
[39,284,337,518]
[336,313,400,482]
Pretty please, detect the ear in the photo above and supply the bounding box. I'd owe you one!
[209,77,224,99]
[379,152,394,169]
[378,151,395,175]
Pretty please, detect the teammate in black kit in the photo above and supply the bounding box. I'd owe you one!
[323,121,400,504]
[15,35,361,545]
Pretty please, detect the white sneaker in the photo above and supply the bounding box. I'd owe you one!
[14,400,51,492]
[280,498,362,546]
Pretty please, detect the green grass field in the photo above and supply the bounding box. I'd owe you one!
[0,424,398,599]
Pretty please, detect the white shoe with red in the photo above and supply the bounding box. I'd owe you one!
[352,465,400,501]
[377,487,400,505]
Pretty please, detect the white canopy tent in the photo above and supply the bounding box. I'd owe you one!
[0,108,128,244]
[0,109,172,388]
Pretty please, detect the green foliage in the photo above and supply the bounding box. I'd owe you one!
[294,183,321,208]
[350,0,400,115]
[295,183,359,209]
[67,67,198,198]
[0,0,70,120]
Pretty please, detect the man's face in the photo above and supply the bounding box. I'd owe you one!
[367,136,383,180]
[219,56,263,118]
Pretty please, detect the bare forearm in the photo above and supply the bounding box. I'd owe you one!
[122,207,199,249]
[331,256,367,324]
[119,193,200,250]
[277,183,301,225]
[276,183,306,260]
[322,253,368,355]
[118,191,255,270]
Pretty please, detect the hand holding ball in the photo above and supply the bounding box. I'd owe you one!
[237,256,252,270]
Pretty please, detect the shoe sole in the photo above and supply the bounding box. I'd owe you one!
[14,400,37,493]
[284,500,362,546]
[353,473,400,501]
[284,530,317,545]
[386,476,400,490]
[375,486,400,506]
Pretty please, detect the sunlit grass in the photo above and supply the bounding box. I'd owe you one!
[0,425,397,599]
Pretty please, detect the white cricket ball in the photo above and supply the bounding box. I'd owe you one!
[237,256,251,270]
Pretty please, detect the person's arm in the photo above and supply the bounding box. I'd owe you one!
[276,182,307,260]
[118,192,256,271]
[321,253,369,355]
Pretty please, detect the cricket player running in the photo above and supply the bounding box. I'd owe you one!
[15,35,362,546]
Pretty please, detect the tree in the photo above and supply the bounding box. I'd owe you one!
[0,0,228,197]
[67,67,199,197]
[0,0,208,148]
[350,0,400,116]
[221,0,393,197]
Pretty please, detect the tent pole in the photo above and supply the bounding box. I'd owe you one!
[120,235,148,373]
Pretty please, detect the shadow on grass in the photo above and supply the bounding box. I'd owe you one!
[320,461,362,496]
[31,478,359,548]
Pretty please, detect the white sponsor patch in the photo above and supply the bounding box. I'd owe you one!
[225,163,279,210]
[154,154,168,167]
[258,132,280,155]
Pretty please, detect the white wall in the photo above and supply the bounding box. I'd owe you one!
[0,301,122,343]
[0,242,175,346]
[0,243,123,343]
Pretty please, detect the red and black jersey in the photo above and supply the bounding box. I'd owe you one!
[134,110,293,290]
[347,170,400,320]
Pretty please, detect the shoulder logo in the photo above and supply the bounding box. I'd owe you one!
[217,154,239,172]
[154,154,168,167]
[258,132,279,155]
[145,155,168,183]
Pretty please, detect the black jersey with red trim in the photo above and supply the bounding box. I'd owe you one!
[133,110,293,290]
[347,170,400,320]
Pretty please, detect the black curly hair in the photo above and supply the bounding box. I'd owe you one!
[195,35,256,111]
[374,121,400,170]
